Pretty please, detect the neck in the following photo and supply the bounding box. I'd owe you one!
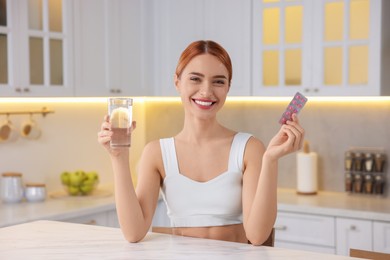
[177,114,224,143]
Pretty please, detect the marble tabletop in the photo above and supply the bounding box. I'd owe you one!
[0,220,362,260]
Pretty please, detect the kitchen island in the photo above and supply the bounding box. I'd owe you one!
[0,220,362,259]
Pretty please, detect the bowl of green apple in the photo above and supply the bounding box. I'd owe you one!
[60,170,99,196]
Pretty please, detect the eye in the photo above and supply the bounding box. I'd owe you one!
[213,80,226,86]
[190,76,201,83]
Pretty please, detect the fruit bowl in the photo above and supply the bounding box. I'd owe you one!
[60,171,99,196]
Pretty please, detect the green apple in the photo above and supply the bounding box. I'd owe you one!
[80,183,94,195]
[60,172,70,185]
[69,171,86,186]
[68,185,80,196]
[85,171,99,185]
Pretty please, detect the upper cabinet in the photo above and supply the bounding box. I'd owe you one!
[0,0,74,97]
[73,0,147,96]
[150,0,252,96]
[252,0,390,96]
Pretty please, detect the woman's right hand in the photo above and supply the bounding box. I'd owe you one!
[97,115,136,156]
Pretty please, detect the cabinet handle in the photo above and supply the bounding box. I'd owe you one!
[23,88,30,93]
[109,89,122,94]
[350,225,357,231]
[274,225,287,231]
[304,88,310,93]
[15,88,22,92]
[84,220,97,225]
[313,88,319,93]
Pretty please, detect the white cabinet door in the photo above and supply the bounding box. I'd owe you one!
[252,0,389,96]
[74,0,145,97]
[275,212,335,253]
[62,212,109,226]
[336,217,373,255]
[151,0,251,96]
[151,0,203,97]
[203,0,251,96]
[1,0,74,97]
[61,210,119,228]
[373,221,390,253]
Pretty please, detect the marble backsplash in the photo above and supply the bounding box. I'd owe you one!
[0,98,389,197]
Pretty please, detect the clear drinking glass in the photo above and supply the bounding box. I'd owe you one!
[108,98,133,147]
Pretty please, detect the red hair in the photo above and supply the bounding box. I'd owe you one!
[175,40,233,85]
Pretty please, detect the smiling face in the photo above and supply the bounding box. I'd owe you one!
[175,54,230,120]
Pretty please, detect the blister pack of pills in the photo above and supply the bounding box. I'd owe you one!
[279,92,308,124]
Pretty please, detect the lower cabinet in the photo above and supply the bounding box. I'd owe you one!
[336,218,372,255]
[274,211,336,254]
[276,211,390,255]
[373,221,390,253]
[61,209,120,228]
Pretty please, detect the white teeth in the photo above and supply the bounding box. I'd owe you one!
[194,100,213,106]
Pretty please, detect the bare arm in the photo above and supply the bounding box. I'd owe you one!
[98,116,161,242]
[242,114,304,245]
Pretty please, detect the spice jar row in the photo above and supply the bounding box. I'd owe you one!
[344,149,386,196]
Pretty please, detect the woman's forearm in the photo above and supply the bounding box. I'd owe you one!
[111,153,149,242]
[245,154,278,245]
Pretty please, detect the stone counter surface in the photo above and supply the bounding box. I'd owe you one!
[0,220,362,259]
[0,191,116,228]
[277,189,390,221]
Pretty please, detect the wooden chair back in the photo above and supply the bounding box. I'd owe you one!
[350,248,390,260]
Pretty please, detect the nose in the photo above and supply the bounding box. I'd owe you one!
[199,81,213,97]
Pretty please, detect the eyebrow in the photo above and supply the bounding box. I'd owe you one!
[189,72,227,79]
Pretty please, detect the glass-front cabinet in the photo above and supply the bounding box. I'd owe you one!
[252,0,390,96]
[0,0,73,96]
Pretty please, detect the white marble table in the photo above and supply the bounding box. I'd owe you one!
[0,220,362,259]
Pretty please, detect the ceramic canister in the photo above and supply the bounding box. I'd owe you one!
[1,172,24,203]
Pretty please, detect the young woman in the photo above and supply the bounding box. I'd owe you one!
[98,40,304,246]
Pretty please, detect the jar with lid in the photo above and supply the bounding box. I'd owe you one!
[25,183,46,202]
[345,173,353,192]
[1,172,24,203]
[344,152,354,171]
[374,175,385,195]
[353,173,363,193]
[354,152,363,171]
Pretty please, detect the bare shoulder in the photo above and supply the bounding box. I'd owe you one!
[246,135,266,155]
[243,135,266,171]
[139,139,164,179]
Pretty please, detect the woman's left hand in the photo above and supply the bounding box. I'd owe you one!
[264,113,305,160]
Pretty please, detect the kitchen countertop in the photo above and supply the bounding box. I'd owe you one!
[0,220,362,259]
[0,187,116,228]
[1,187,389,228]
[277,188,390,221]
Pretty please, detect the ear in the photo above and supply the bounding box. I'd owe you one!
[174,74,180,92]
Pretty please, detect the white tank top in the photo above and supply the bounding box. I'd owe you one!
[160,132,252,227]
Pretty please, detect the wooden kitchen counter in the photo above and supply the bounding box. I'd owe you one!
[0,220,362,259]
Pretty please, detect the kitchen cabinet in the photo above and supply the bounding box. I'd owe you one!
[274,211,336,254]
[252,0,390,96]
[373,221,390,253]
[336,217,372,255]
[150,0,251,96]
[73,0,147,97]
[0,0,74,97]
[61,209,119,228]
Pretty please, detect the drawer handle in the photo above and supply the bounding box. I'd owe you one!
[84,220,97,225]
[350,225,357,231]
[274,225,287,231]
